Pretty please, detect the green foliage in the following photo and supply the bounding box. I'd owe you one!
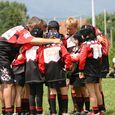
[0,1,28,34]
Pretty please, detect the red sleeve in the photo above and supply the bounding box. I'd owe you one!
[71,55,80,62]
[37,47,45,74]
[60,45,73,70]
[21,44,33,53]
[62,38,67,48]
[78,44,89,71]
[16,29,33,44]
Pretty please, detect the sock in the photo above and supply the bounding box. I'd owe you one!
[76,97,84,112]
[21,98,29,113]
[16,107,22,114]
[57,93,62,115]
[92,106,99,114]
[49,94,57,114]
[36,106,43,114]
[2,107,5,114]
[98,104,105,112]
[5,107,13,114]
[30,106,36,114]
[61,95,68,113]
[84,97,90,111]
[12,105,14,113]
[101,91,106,111]
[36,84,43,114]
[71,92,77,111]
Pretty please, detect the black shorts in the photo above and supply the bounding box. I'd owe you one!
[14,73,25,86]
[70,75,85,87]
[0,66,14,84]
[45,80,66,88]
[84,75,99,84]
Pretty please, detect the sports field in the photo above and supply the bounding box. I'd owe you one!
[42,78,115,115]
[0,78,115,114]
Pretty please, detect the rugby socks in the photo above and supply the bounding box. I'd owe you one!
[21,98,29,113]
[57,93,62,115]
[36,84,43,114]
[84,97,90,111]
[71,92,77,112]
[61,95,68,113]
[2,106,5,114]
[92,106,99,114]
[98,104,105,112]
[101,91,106,111]
[36,106,43,114]
[16,107,22,115]
[12,105,14,113]
[76,97,84,112]
[49,94,57,114]
[30,106,36,114]
[5,107,13,115]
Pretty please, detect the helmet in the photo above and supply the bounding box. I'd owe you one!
[48,20,59,31]
[30,27,43,37]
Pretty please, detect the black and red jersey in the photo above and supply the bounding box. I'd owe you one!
[0,25,34,67]
[37,44,72,82]
[72,40,102,77]
[62,35,77,54]
[1,25,33,44]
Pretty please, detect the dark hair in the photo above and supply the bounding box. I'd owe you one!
[48,20,59,31]
[30,27,43,37]
[80,24,96,41]
[73,31,84,45]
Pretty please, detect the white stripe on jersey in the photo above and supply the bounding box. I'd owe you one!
[26,46,39,62]
[1,26,24,40]
[44,46,60,63]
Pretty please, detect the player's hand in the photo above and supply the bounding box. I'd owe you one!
[66,78,70,87]
[79,72,85,79]
[17,54,23,60]
[53,38,62,44]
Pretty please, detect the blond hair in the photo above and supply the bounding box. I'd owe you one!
[65,16,78,28]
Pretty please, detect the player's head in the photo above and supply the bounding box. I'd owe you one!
[80,24,96,41]
[73,31,84,46]
[65,17,78,35]
[47,20,63,39]
[26,16,43,32]
[30,27,43,37]
[48,20,60,32]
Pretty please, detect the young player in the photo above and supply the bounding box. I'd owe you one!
[72,25,103,115]
[63,17,79,114]
[96,27,110,113]
[37,37,73,115]
[46,20,66,115]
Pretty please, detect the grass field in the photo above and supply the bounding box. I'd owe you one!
[0,78,115,114]
[43,78,115,115]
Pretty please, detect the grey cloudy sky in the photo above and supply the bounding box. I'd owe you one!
[1,0,115,19]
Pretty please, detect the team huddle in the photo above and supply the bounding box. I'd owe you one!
[0,16,109,115]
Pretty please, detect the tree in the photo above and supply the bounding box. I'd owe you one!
[0,1,29,34]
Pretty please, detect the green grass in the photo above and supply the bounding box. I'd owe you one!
[1,78,115,114]
[43,78,115,115]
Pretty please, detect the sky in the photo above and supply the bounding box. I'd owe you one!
[1,0,115,20]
